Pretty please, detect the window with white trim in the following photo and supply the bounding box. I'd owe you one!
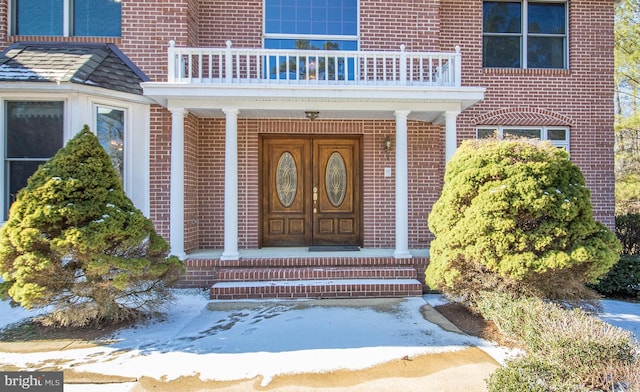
[476,126,570,150]
[3,101,64,219]
[482,0,567,69]
[12,0,121,37]
[2,97,148,219]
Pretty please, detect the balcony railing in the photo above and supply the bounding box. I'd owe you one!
[167,41,462,87]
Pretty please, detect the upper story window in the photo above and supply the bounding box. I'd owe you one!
[13,0,122,37]
[264,0,358,50]
[264,0,358,80]
[477,126,570,151]
[483,1,567,69]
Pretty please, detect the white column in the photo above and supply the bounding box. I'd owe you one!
[221,108,240,260]
[445,111,460,163]
[170,108,187,259]
[394,110,412,259]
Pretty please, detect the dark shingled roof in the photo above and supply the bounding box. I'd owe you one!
[0,42,149,95]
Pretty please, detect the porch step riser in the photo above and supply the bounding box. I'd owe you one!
[216,267,418,281]
[188,256,424,268]
[211,280,423,300]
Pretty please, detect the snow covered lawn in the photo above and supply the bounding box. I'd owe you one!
[0,291,502,390]
[599,299,640,339]
[0,290,638,391]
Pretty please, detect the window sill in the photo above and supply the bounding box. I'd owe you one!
[483,67,571,77]
[9,36,122,44]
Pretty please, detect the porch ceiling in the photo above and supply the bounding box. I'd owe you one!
[142,83,485,123]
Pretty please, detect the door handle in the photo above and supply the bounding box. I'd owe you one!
[313,187,318,213]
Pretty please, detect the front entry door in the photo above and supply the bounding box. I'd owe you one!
[261,135,362,247]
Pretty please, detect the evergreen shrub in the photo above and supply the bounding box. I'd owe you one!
[426,139,621,304]
[591,214,640,298]
[478,293,640,391]
[616,213,640,255]
[0,126,184,327]
[591,255,640,299]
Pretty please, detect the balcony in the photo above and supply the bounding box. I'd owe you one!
[142,41,484,122]
[168,40,461,87]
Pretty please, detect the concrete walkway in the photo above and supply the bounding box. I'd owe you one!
[0,295,505,391]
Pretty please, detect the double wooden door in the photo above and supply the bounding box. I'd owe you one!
[260,136,362,247]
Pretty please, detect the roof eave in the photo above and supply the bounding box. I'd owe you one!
[0,81,155,105]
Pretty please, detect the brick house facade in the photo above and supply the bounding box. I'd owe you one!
[0,0,615,298]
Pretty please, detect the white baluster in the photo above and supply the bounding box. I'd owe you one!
[454,45,462,87]
[225,40,233,83]
[399,45,406,85]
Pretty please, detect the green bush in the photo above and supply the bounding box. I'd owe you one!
[0,126,184,327]
[487,356,580,392]
[616,213,640,255]
[478,293,640,391]
[591,255,640,299]
[426,139,621,304]
[590,214,640,299]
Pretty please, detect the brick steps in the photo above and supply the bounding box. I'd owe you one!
[210,266,423,300]
[215,266,419,281]
[211,279,422,299]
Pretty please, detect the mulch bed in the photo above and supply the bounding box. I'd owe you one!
[434,302,517,348]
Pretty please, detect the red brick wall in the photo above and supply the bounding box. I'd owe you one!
[360,0,440,51]
[440,0,616,229]
[362,121,396,247]
[408,122,445,246]
[196,118,227,251]
[121,0,191,80]
[0,0,7,45]
[238,119,261,248]
[184,114,199,252]
[187,0,200,47]
[198,0,263,48]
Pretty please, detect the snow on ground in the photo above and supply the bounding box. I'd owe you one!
[600,299,640,340]
[0,290,487,388]
[0,289,638,391]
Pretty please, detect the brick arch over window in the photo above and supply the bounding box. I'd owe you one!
[473,108,575,127]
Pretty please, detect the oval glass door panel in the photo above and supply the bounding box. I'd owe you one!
[325,152,346,207]
[276,152,297,207]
